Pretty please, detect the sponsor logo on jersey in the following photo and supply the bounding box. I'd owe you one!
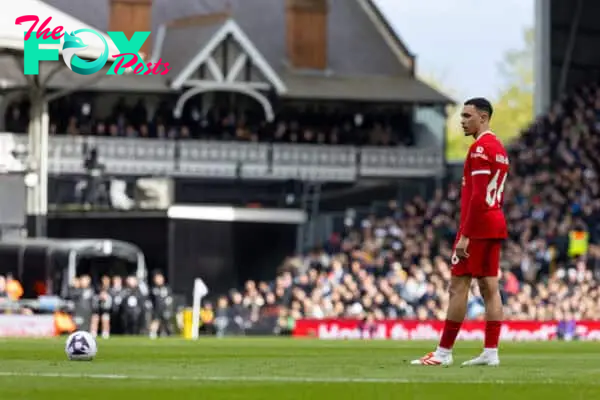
[470,152,488,160]
[496,154,509,164]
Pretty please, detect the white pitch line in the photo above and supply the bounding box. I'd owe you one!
[0,371,589,385]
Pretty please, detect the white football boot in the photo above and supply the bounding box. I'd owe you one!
[411,350,453,366]
[461,349,500,367]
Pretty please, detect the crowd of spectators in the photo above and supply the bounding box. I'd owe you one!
[7,83,600,330]
[3,95,414,146]
[201,82,600,330]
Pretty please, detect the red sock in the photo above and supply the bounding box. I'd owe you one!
[439,320,462,350]
[485,321,502,349]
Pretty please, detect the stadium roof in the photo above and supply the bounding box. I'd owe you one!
[41,0,454,104]
[0,1,125,93]
[0,0,120,60]
[537,0,600,113]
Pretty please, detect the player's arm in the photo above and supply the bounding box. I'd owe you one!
[461,148,492,239]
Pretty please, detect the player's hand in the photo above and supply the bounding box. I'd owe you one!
[455,235,470,259]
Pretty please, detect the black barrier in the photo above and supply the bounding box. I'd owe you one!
[212,311,281,337]
[48,209,300,302]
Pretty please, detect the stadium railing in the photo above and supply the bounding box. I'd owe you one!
[0,133,444,180]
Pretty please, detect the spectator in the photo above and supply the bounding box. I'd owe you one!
[5,273,23,301]
[199,302,215,335]
[214,296,230,338]
[0,276,7,301]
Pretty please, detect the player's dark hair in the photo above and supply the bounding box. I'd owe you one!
[464,97,493,119]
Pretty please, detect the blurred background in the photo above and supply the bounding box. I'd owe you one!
[0,0,597,341]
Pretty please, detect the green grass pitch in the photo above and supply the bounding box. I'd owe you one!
[0,337,599,399]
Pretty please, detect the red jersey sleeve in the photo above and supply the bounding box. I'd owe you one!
[462,146,492,238]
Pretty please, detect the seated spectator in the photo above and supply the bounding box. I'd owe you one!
[6,273,23,301]
[199,302,215,335]
[0,276,7,300]
[5,95,415,147]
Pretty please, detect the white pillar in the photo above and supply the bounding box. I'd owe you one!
[39,100,49,217]
[26,100,40,217]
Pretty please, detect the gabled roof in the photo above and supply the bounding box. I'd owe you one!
[161,19,287,93]
[155,22,224,80]
[41,0,452,104]
[44,0,415,76]
[358,0,415,73]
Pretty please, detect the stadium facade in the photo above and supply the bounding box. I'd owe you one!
[0,0,452,300]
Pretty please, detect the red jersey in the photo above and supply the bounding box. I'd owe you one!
[459,131,508,239]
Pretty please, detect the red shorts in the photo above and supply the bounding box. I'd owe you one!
[451,238,502,278]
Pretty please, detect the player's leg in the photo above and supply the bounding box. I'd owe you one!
[101,312,110,339]
[440,275,472,347]
[411,273,471,366]
[462,240,502,366]
[90,313,100,338]
[149,310,160,339]
[131,312,142,335]
[124,313,135,335]
[162,315,173,336]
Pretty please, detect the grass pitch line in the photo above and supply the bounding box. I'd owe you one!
[0,371,584,385]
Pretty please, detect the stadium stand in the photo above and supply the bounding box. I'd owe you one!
[2,0,599,343]
[0,0,450,339]
[4,97,415,146]
[219,82,600,329]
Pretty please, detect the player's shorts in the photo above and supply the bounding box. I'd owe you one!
[152,309,162,321]
[93,304,111,317]
[451,238,502,278]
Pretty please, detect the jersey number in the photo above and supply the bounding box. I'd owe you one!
[486,170,507,207]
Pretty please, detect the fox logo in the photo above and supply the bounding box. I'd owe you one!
[62,31,88,71]
[61,29,108,75]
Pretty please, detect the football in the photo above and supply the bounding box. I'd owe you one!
[65,331,97,361]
